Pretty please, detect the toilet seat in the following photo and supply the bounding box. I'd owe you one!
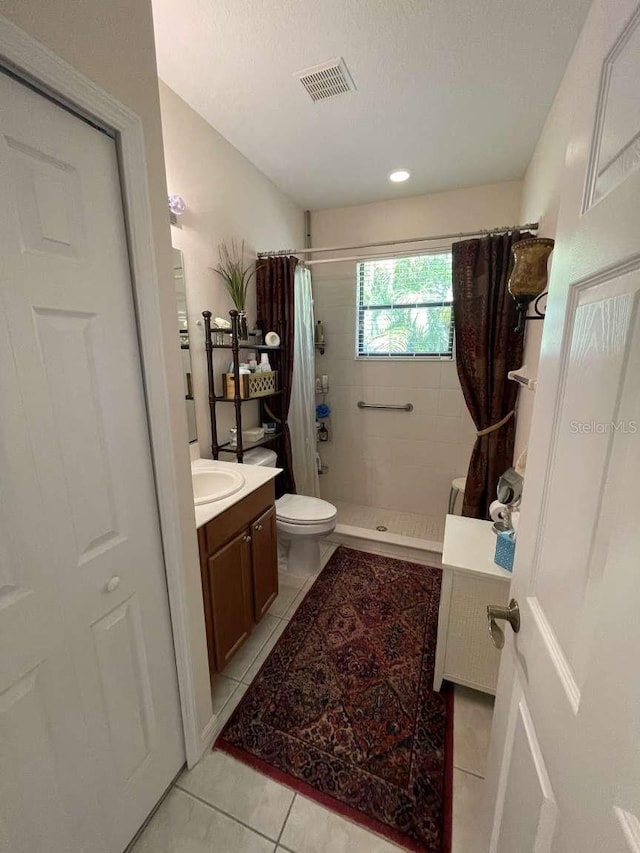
[276,493,337,525]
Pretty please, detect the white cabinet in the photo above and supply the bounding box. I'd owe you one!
[434,515,512,695]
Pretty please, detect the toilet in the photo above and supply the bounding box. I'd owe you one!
[243,448,337,575]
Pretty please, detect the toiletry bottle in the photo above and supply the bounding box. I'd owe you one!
[318,423,329,442]
[315,320,325,345]
[321,374,329,392]
[315,377,322,393]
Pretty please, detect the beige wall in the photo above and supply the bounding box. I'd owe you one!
[514,66,575,461]
[311,180,522,523]
[159,82,304,456]
[1,2,213,752]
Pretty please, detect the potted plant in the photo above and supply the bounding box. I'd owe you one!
[212,239,257,341]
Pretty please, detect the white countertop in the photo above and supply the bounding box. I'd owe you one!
[192,458,281,529]
[442,514,512,580]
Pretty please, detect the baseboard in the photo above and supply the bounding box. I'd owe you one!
[188,713,218,768]
[330,524,443,567]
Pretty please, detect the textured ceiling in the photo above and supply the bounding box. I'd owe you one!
[152,0,592,210]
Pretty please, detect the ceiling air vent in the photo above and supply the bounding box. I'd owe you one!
[296,58,356,103]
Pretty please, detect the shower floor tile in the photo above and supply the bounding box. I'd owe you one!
[332,500,446,544]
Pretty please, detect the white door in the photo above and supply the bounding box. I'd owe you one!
[484,0,640,850]
[0,71,184,852]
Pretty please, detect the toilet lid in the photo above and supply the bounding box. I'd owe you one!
[276,493,337,524]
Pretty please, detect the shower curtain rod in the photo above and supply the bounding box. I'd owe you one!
[257,222,539,259]
[306,245,454,266]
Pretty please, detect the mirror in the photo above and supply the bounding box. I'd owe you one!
[173,248,197,442]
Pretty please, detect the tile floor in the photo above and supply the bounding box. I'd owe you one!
[333,500,446,543]
[132,543,493,853]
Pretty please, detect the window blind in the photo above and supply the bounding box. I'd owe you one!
[356,252,454,358]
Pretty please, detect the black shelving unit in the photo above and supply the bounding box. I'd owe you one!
[214,390,283,403]
[209,343,283,353]
[217,431,283,453]
[203,309,283,462]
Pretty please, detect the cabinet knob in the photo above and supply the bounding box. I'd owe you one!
[105,576,121,593]
[255,523,263,532]
[243,534,252,543]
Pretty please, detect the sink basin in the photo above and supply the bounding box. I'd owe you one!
[192,468,245,505]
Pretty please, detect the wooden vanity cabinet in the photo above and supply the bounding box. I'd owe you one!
[198,481,278,676]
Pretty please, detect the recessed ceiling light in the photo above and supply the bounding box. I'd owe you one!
[389,169,411,183]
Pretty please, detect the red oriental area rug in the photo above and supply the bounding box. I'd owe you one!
[217,546,453,852]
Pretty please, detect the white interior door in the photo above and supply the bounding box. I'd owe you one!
[484,1,640,850]
[0,70,184,852]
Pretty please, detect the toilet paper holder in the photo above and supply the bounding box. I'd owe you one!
[508,366,537,390]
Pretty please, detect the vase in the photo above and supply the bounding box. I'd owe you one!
[508,238,555,331]
[238,310,249,342]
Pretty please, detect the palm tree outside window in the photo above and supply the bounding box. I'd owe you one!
[356,252,454,358]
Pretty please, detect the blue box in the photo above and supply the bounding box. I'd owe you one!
[494,530,516,572]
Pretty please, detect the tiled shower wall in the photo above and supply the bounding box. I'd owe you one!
[310,180,523,522]
[312,264,477,518]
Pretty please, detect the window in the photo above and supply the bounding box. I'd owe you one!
[356,252,454,358]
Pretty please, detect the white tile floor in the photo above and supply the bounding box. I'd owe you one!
[131,543,493,853]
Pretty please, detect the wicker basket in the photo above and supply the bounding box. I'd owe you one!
[223,371,277,399]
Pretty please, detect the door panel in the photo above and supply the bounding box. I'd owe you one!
[494,682,557,853]
[7,134,85,258]
[0,70,183,851]
[91,596,157,783]
[0,661,99,853]
[614,809,640,852]
[251,505,278,621]
[585,5,640,207]
[32,306,122,560]
[532,274,639,696]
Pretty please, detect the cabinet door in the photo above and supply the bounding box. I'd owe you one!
[207,531,253,670]
[251,505,278,622]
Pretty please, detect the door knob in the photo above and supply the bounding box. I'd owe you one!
[487,598,520,649]
[105,576,121,593]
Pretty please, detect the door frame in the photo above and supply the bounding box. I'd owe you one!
[0,17,207,766]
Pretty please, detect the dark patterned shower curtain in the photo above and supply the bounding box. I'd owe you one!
[452,233,527,519]
[256,255,297,494]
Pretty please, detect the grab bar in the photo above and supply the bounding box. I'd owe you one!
[357,401,414,412]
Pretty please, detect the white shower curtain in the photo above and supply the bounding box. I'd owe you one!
[289,264,320,498]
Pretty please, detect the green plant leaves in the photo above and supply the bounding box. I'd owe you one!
[212,239,258,311]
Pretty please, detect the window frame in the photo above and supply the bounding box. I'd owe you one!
[355,249,455,361]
